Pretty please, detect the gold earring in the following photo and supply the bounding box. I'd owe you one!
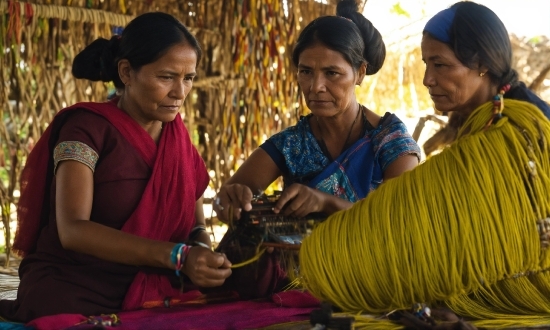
[479,72,485,77]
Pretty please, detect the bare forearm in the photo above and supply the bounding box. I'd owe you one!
[59,219,174,269]
[193,230,212,249]
[321,194,354,215]
[224,148,282,192]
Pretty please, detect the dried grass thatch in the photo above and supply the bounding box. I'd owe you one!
[0,0,370,263]
[2,1,547,265]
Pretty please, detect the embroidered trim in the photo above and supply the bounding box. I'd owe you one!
[54,141,99,173]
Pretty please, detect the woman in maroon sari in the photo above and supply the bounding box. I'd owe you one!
[0,12,231,322]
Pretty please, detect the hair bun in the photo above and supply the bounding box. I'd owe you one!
[336,0,359,17]
[72,36,120,82]
[72,38,110,81]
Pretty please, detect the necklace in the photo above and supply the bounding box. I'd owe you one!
[316,104,363,158]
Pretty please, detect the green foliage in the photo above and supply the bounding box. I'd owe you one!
[528,36,542,44]
[390,2,411,18]
[0,167,8,187]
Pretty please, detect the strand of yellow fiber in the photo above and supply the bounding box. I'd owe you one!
[222,205,262,269]
[299,100,550,329]
[230,247,266,269]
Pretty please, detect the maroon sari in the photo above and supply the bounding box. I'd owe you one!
[2,99,209,321]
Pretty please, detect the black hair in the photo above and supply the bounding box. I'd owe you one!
[72,12,202,89]
[447,2,515,87]
[291,0,386,75]
[445,1,549,114]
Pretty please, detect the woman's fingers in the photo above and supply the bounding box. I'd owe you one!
[186,248,232,287]
[275,184,315,217]
[273,185,299,213]
[216,184,254,221]
[213,192,229,222]
[238,186,253,212]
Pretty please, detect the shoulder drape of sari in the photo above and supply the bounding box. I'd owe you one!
[262,113,420,203]
[14,99,209,311]
[309,114,421,201]
[307,135,379,202]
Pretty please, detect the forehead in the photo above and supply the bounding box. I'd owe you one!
[151,42,198,68]
[298,44,350,67]
[421,35,458,61]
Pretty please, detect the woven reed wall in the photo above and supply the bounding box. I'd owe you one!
[0,0,353,262]
[1,0,548,263]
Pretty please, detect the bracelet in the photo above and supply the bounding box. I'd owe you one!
[170,243,190,277]
[191,241,210,249]
[170,243,184,265]
[189,225,207,240]
[176,245,190,277]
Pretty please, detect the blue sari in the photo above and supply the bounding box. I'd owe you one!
[260,113,420,202]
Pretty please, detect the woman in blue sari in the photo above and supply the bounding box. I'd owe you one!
[216,0,420,220]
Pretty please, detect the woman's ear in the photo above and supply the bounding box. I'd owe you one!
[356,62,367,85]
[478,64,489,77]
[118,59,132,86]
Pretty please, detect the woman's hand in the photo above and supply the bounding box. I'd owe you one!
[272,184,324,218]
[213,148,282,222]
[213,183,254,223]
[273,184,352,218]
[183,246,232,287]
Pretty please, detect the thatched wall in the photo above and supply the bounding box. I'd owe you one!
[1,0,547,263]
[0,0,359,262]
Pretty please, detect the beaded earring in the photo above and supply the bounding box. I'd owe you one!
[484,83,511,129]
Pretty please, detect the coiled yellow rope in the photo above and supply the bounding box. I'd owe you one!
[299,99,550,329]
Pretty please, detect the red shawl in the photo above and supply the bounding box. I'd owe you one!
[14,99,209,310]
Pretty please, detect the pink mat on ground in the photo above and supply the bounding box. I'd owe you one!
[27,291,320,330]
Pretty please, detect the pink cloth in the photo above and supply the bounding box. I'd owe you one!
[26,291,319,330]
[272,291,321,308]
[49,303,312,330]
[27,314,87,329]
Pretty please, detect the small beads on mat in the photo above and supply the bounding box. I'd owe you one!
[86,314,120,327]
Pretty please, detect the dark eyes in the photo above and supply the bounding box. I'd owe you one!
[159,76,195,81]
[422,62,445,68]
[298,70,339,76]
